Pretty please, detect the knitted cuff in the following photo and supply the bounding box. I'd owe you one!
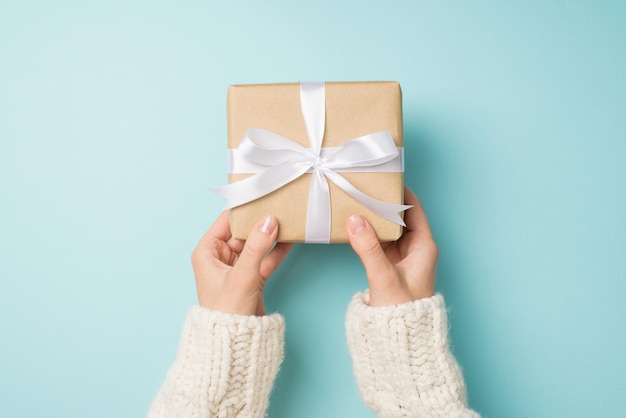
[346,293,478,418]
[148,307,285,418]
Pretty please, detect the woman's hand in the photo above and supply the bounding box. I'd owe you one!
[191,212,293,316]
[346,187,438,307]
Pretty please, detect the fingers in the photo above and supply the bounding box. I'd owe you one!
[232,215,278,286]
[260,242,294,280]
[226,236,245,254]
[346,214,395,284]
[192,212,232,268]
[197,211,232,247]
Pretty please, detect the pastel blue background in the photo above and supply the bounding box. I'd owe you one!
[1,1,625,417]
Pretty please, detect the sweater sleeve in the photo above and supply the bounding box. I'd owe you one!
[345,292,480,418]
[147,306,285,418]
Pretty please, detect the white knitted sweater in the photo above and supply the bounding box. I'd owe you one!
[148,294,479,417]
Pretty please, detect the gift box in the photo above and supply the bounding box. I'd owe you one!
[214,81,409,243]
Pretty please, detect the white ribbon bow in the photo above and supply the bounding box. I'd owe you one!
[212,81,412,243]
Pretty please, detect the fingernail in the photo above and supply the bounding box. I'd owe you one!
[259,215,277,235]
[348,215,366,235]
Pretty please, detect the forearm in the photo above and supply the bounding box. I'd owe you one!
[346,293,479,418]
[148,306,284,418]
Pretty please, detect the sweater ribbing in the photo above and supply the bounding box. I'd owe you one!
[345,293,480,418]
[148,306,284,418]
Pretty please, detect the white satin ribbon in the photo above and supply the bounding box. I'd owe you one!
[212,81,412,243]
[229,146,404,173]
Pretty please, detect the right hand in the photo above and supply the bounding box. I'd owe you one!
[346,186,438,307]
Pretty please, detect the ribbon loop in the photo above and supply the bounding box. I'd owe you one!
[212,82,411,243]
[238,129,314,166]
[323,131,399,169]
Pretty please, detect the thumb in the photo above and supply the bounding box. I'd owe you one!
[347,215,394,282]
[233,215,278,285]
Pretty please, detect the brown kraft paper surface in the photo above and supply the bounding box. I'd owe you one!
[227,81,404,243]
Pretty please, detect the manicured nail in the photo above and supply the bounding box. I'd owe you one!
[259,215,277,235]
[348,215,366,235]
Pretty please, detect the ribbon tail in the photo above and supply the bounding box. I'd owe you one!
[323,170,412,226]
[305,169,331,243]
[212,162,311,209]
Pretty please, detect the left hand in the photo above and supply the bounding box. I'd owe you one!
[191,211,293,316]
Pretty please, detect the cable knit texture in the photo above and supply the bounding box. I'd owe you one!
[147,306,284,418]
[346,292,480,418]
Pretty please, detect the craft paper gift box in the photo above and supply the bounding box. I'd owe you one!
[213,81,409,243]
